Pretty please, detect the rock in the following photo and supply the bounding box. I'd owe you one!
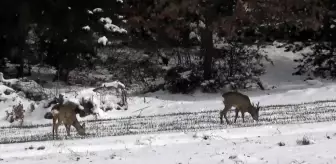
[278,142,286,146]
[4,89,14,95]
[37,146,45,150]
[11,80,48,101]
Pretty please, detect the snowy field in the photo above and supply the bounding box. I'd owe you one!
[1,122,336,164]
[1,44,336,163]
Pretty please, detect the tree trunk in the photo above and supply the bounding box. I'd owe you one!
[201,27,214,80]
[16,59,24,78]
[53,68,70,82]
[16,2,30,79]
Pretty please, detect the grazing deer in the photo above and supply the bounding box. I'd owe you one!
[44,95,94,119]
[52,101,86,139]
[220,91,260,124]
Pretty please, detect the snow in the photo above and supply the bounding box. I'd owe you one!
[198,20,205,29]
[2,122,336,163]
[93,8,103,13]
[0,72,19,86]
[189,31,199,40]
[99,17,127,33]
[87,10,93,14]
[104,23,127,33]
[117,15,124,19]
[100,17,112,24]
[2,43,336,163]
[179,70,192,80]
[101,81,126,89]
[82,25,90,31]
[98,36,108,45]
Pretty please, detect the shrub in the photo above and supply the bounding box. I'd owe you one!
[296,135,315,145]
[164,66,202,94]
[162,42,272,94]
[214,42,272,90]
[293,43,336,79]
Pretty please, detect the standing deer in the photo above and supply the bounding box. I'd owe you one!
[44,95,92,119]
[52,101,86,139]
[220,91,260,124]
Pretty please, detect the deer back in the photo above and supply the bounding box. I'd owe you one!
[222,92,252,112]
[57,101,80,125]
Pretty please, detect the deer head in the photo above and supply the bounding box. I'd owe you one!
[250,102,260,121]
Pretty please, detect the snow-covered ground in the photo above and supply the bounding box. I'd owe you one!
[1,122,336,164]
[1,44,336,163]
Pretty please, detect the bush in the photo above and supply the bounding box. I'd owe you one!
[164,66,202,94]
[214,42,272,90]
[200,79,221,93]
[10,78,48,101]
[162,42,272,94]
[293,42,336,79]
[5,103,25,126]
[296,135,315,145]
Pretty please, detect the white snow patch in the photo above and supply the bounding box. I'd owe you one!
[101,81,125,89]
[117,15,124,19]
[189,31,199,40]
[98,36,108,45]
[0,72,19,86]
[179,70,192,80]
[82,25,90,31]
[93,8,103,13]
[198,20,205,29]
[104,23,127,33]
[99,17,112,24]
[87,10,93,14]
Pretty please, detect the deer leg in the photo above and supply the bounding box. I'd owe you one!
[234,109,239,123]
[219,110,224,124]
[55,123,60,139]
[241,112,245,123]
[220,108,229,124]
[222,107,230,124]
[65,124,71,136]
[52,118,56,140]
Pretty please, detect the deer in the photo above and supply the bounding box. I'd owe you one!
[219,91,261,125]
[44,94,96,119]
[51,101,86,139]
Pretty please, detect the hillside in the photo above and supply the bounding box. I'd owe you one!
[1,44,336,163]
